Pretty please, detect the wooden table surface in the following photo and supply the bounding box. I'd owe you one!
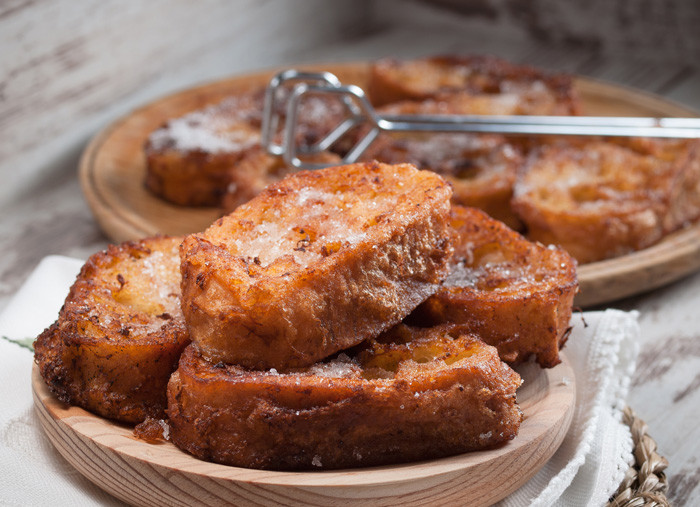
[2,2,700,504]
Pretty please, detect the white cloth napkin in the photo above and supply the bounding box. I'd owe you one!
[0,256,640,507]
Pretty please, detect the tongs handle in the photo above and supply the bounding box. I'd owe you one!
[376,114,700,137]
[261,70,700,169]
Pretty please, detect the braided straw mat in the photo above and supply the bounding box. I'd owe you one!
[608,407,669,507]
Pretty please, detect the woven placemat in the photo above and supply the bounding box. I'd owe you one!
[607,406,670,507]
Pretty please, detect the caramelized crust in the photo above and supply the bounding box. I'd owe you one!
[411,206,577,368]
[512,139,700,263]
[167,324,522,470]
[34,237,189,424]
[368,55,581,114]
[180,162,453,370]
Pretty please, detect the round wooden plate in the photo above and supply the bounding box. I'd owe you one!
[78,62,700,308]
[33,355,575,507]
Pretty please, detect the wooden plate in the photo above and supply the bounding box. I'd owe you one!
[32,354,575,507]
[78,62,700,308]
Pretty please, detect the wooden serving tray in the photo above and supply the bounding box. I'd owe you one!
[33,354,575,507]
[79,62,700,308]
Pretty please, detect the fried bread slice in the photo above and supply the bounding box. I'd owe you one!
[34,236,189,424]
[511,138,700,263]
[145,90,264,206]
[410,206,578,368]
[180,161,453,370]
[367,55,581,114]
[144,87,346,207]
[362,129,523,230]
[167,323,522,470]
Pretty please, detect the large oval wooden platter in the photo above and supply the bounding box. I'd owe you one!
[33,356,575,507]
[79,62,700,308]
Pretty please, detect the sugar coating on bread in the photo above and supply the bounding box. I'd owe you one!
[167,324,522,470]
[34,236,190,424]
[411,206,577,368]
[146,95,262,155]
[180,161,454,370]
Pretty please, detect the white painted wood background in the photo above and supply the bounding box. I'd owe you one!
[2,0,699,504]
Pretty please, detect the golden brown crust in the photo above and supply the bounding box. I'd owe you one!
[33,236,190,424]
[167,324,522,470]
[511,139,700,263]
[367,55,581,114]
[180,161,454,370]
[410,206,578,368]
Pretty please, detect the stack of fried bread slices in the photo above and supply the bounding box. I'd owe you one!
[143,54,700,265]
[35,160,578,471]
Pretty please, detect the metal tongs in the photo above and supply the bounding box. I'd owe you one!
[261,69,700,170]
